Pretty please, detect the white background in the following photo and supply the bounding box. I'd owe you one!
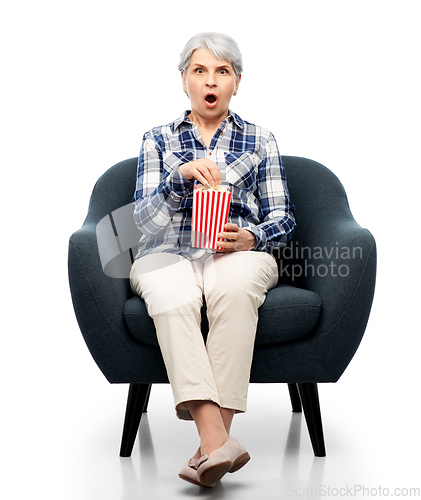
[1,1,420,498]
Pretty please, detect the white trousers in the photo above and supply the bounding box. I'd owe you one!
[130,251,278,420]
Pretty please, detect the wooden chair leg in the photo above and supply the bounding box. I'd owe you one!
[297,383,326,457]
[288,383,302,412]
[119,383,151,457]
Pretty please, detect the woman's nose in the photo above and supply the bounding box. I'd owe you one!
[206,73,217,87]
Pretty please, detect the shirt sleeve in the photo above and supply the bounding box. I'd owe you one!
[132,131,194,236]
[248,132,296,252]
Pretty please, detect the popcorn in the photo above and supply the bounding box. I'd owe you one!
[192,184,231,250]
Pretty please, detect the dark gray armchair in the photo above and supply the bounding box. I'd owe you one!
[68,156,376,458]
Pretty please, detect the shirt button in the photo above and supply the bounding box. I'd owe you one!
[219,131,223,136]
[208,151,212,156]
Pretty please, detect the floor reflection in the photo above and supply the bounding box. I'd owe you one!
[119,410,326,498]
[280,412,326,499]
[120,414,158,499]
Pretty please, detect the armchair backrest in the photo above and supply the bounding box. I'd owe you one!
[84,158,138,226]
[85,156,354,279]
[283,156,353,246]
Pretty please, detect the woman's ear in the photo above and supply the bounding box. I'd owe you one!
[181,71,187,95]
[234,74,241,96]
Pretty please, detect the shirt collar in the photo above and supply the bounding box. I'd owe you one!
[227,110,245,129]
[172,111,191,131]
[172,109,245,132]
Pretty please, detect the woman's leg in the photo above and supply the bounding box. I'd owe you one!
[187,251,277,460]
[203,251,279,414]
[130,252,221,415]
[190,406,235,460]
[220,408,236,433]
[131,253,236,463]
[185,401,229,457]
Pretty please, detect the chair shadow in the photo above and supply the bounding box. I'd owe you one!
[119,414,158,499]
[119,412,325,498]
[280,412,326,498]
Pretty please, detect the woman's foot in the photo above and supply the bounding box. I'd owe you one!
[196,436,250,487]
[179,458,212,488]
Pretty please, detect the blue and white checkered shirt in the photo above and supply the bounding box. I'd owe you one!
[132,110,295,260]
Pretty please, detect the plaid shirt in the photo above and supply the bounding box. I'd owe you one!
[132,110,295,260]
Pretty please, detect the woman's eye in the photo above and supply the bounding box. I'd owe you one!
[196,68,204,74]
[219,69,228,75]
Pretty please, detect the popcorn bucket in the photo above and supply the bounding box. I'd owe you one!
[192,184,231,250]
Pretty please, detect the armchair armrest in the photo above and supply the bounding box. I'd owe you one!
[278,216,376,380]
[68,222,136,381]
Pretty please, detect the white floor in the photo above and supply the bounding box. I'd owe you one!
[58,383,421,500]
[5,293,419,500]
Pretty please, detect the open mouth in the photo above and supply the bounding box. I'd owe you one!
[205,93,217,105]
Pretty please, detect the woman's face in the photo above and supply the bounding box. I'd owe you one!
[182,48,241,122]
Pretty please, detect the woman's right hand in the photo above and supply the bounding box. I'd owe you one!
[179,159,222,187]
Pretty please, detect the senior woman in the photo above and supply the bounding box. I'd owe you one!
[130,32,296,487]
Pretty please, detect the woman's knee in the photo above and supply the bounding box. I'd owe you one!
[203,251,278,309]
[130,252,203,316]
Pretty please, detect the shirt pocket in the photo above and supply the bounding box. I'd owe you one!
[224,151,260,191]
[163,151,195,175]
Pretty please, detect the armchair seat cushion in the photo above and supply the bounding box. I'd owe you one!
[256,284,321,344]
[123,284,321,347]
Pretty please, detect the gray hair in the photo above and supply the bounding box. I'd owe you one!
[178,32,243,76]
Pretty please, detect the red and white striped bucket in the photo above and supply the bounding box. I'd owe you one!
[192,184,231,250]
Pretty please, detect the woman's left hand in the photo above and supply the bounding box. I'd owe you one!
[217,223,257,252]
